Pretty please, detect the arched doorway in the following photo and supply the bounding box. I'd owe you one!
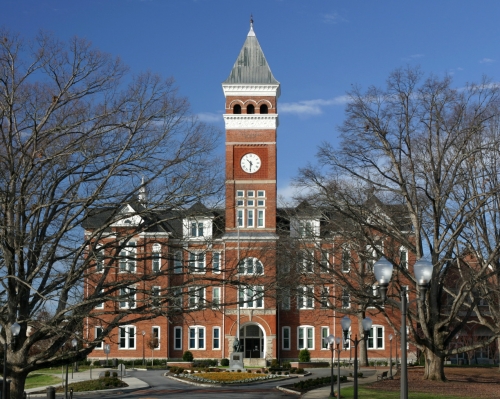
[239,324,265,359]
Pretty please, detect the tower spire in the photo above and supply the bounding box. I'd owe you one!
[248,14,255,37]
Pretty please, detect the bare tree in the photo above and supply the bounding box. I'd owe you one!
[0,29,223,397]
[294,66,500,381]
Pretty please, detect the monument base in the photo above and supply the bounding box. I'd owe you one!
[229,352,244,370]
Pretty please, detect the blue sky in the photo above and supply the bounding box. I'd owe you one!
[3,0,500,202]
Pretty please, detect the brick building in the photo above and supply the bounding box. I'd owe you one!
[83,21,417,366]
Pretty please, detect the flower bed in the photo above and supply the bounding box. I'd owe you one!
[180,371,281,384]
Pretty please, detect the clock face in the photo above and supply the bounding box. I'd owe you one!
[240,153,261,174]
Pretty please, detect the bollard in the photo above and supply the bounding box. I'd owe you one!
[46,386,56,399]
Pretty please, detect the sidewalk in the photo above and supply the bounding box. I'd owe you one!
[25,368,149,397]
[301,367,388,399]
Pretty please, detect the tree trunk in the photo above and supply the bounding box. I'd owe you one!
[423,348,446,381]
[10,370,28,399]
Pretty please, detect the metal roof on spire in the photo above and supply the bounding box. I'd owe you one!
[223,17,279,85]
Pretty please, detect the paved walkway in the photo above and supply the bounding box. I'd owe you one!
[302,367,388,399]
[25,368,149,397]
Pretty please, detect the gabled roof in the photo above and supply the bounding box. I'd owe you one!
[223,21,279,85]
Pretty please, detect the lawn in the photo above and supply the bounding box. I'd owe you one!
[333,387,481,399]
[24,374,61,389]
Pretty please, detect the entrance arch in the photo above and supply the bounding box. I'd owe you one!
[239,323,265,359]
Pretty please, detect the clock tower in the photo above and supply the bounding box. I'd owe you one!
[222,19,280,235]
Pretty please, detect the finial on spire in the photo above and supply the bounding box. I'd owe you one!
[250,14,254,27]
[248,14,255,36]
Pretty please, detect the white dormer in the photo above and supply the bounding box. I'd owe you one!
[111,204,144,227]
[183,217,213,240]
[290,217,320,238]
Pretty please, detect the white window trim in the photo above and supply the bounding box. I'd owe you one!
[119,287,136,309]
[321,326,330,350]
[320,250,330,273]
[152,326,160,350]
[188,286,206,309]
[174,250,183,274]
[188,251,206,274]
[282,326,291,350]
[189,326,206,350]
[212,286,221,309]
[239,286,264,308]
[174,326,182,350]
[119,325,136,349]
[367,325,385,350]
[297,286,314,309]
[212,251,221,274]
[95,327,103,349]
[119,243,136,273]
[341,247,351,273]
[212,326,221,350]
[95,289,104,309]
[298,326,314,350]
[400,247,408,269]
[151,286,161,308]
[341,288,350,309]
[320,286,330,309]
[238,257,264,275]
[95,248,104,273]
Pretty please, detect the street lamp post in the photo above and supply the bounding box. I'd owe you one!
[373,257,432,399]
[341,316,373,399]
[71,339,77,379]
[389,334,393,379]
[1,323,21,399]
[104,344,110,367]
[142,331,146,365]
[324,334,343,398]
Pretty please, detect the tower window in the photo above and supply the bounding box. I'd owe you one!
[233,104,241,114]
[260,104,268,114]
[247,104,255,114]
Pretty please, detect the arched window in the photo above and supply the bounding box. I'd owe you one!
[233,104,241,114]
[260,104,268,114]
[238,257,263,275]
[247,104,255,114]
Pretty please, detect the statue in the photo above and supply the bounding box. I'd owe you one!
[232,337,241,352]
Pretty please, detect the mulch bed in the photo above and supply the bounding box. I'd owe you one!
[367,367,500,398]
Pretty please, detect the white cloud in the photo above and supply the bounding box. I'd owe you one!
[322,12,348,24]
[280,96,348,116]
[479,58,495,64]
[196,112,222,123]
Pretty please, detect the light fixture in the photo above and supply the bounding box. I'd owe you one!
[373,257,393,301]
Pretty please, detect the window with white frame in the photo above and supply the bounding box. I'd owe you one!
[189,326,205,349]
[174,326,182,350]
[174,251,183,274]
[299,220,315,238]
[119,325,136,349]
[188,286,205,309]
[95,327,103,349]
[95,289,104,309]
[320,250,330,273]
[212,287,221,309]
[282,326,291,350]
[321,327,329,349]
[238,257,263,275]
[190,221,204,237]
[341,247,350,272]
[119,287,136,309]
[367,325,384,349]
[151,286,161,308]
[119,242,136,273]
[213,327,221,350]
[239,286,264,308]
[320,286,329,308]
[341,288,350,309]
[298,326,314,349]
[212,252,221,273]
[343,329,351,349]
[236,190,266,228]
[298,251,314,273]
[95,249,104,273]
[297,286,314,309]
[281,288,290,310]
[400,247,408,268]
[188,252,205,273]
[152,326,160,349]
[171,287,182,309]
[152,243,161,272]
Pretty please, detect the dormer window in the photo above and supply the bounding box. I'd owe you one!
[191,222,204,237]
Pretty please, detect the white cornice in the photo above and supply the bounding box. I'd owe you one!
[223,114,279,130]
[222,84,280,98]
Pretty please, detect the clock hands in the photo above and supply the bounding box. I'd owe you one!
[248,159,253,172]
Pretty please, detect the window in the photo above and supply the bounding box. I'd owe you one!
[321,327,329,349]
[298,251,314,273]
[235,191,265,228]
[119,287,136,309]
[189,252,205,273]
[368,325,384,349]
[400,248,408,268]
[239,286,264,308]
[365,244,382,272]
[151,286,161,308]
[174,251,183,274]
[298,326,314,349]
[174,327,182,350]
[95,289,104,309]
[152,326,160,349]
[320,250,330,273]
[189,326,205,349]
[190,221,204,237]
[188,286,205,309]
[233,104,241,114]
[260,104,268,114]
[213,327,221,350]
[119,242,136,273]
[281,288,290,310]
[343,329,351,350]
[299,221,314,237]
[238,257,263,275]
[119,325,136,349]
[247,104,255,114]
[212,287,221,309]
[152,243,161,272]
[282,327,291,350]
[212,252,221,273]
[341,247,350,272]
[95,250,104,272]
[297,286,314,309]
[342,288,350,309]
[95,327,103,349]
[320,287,329,308]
